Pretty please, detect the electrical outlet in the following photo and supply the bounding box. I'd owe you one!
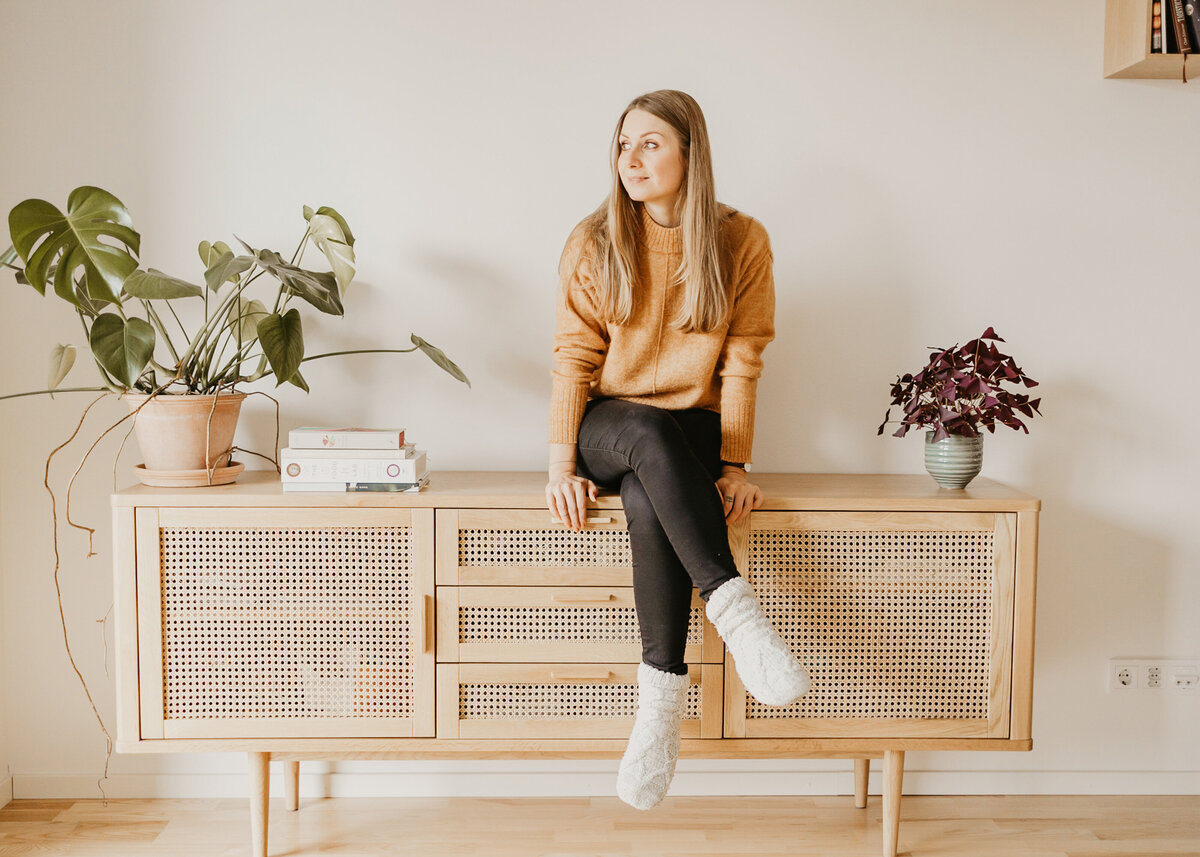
[1109,659,1200,695]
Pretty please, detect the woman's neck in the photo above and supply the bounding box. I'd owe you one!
[642,200,680,229]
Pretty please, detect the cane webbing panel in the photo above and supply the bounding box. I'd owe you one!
[459,528,632,567]
[746,527,994,721]
[159,527,415,719]
[459,605,704,646]
[460,681,703,720]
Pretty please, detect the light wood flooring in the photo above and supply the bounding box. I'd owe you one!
[1,795,1198,856]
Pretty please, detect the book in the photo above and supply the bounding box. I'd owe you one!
[280,444,417,460]
[1154,1,1164,52]
[288,427,406,449]
[281,474,431,493]
[281,450,428,484]
[1186,1,1200,49]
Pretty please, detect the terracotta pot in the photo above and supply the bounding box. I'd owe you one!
[122,392,248,485]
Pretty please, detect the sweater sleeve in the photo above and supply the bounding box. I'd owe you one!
[718,220,776,463]
[548,227,609,445]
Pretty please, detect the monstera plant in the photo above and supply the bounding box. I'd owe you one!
[2,186,469,484]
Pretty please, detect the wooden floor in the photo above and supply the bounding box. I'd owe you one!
[0,795,1197,856]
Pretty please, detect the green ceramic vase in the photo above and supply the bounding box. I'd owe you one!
[923,431,983,489]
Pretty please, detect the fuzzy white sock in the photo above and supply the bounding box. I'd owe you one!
[706,576,810,707]
[616,662,691,810]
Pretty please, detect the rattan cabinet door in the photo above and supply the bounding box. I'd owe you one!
[725,511,1016,740]
[134,507,436,740]
[435,509,633,586]
[436,586,722,663]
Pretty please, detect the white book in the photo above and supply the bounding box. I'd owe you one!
[280,474,431,493]
[288,427,407,450]
[280,444,416,460]
[281,450,428,484]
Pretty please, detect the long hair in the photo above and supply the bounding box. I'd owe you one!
[567,90,731,333]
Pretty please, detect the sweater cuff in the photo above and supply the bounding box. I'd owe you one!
[548,379,591,445]
[720,376,757,462]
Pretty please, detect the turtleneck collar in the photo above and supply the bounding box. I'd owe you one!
[640,205,683,254]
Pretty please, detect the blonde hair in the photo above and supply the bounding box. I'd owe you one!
[566,90,733,333]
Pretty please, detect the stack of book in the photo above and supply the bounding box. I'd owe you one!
[280,427,430,493]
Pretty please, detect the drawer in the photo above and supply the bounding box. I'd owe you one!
[436,663,724,739]
[436,586,723,663]
[436,509,633,586]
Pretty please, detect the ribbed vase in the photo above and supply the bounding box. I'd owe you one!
[923,431,983,489]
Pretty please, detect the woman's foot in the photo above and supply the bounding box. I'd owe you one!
[705,576,810,706]
[616,662,691,810]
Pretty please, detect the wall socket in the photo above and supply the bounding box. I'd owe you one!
[1108,659,1200,694]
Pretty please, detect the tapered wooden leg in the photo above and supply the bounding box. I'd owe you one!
[882,750,905,857]
[285,761,299,812]
[249,752,270,857]
[854,758,869,808]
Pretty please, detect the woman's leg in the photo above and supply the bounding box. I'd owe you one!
[618,471,695,675]
[575,398,740,601]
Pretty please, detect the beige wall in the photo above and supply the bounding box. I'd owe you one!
[1,0,1198,798]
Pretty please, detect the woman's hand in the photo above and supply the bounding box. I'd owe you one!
[716,468,763,524]
[546,470,599,532]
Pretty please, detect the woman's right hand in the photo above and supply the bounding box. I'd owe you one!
[546,470,599,532]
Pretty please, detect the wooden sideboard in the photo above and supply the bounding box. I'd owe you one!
[111,471,1040,857]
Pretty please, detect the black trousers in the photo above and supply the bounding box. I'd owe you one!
[575,397,741,676]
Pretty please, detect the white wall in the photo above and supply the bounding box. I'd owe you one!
[1,0,1197,800]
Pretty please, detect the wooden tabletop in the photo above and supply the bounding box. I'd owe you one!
[112,470,1040,512]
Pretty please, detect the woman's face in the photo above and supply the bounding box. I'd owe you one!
[617,108,686,212]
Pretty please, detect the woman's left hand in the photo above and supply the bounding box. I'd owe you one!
[716,468,763,524]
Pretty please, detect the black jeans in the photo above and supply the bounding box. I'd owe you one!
[575,397,741,676]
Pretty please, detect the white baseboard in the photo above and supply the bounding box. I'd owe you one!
[12,767,1200,800]
[0,776,11,808]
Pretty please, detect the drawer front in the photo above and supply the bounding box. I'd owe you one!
[135,507,436,740]
[437,663,724,739]
[725,511,1016,740]
[436,509,633,586]
[437,587,723,663]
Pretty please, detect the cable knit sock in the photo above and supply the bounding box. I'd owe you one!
[706,576,810,707]
[616,662,691,810]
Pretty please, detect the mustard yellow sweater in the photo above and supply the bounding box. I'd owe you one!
[549,204,775,463]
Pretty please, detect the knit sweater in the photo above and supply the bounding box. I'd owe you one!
[549,204,775,463]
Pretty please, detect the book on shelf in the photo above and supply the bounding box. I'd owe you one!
[288,427,406,449]
[282,474,432,493]
[1154,1,1164,52]
[281,450,429,484]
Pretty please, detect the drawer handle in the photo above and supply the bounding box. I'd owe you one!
[551,593,615,604]
[550,670,613,682]
[550,515,614,525]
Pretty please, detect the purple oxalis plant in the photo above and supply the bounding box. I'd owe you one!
[877,327,1042,442]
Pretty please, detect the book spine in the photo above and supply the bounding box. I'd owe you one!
[1170,0,1192,53]
[288,430,406,449]
[282,453,428,483]
[280,444,417,460]
[1154,1,1164,52]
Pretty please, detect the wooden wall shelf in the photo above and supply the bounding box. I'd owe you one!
[1106,0,1194,79]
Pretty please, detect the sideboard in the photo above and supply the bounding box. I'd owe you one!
[111,471,1040,857]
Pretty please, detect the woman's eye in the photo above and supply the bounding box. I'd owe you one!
[645,141,657,149]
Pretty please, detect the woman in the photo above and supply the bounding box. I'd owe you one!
[546,90,809,810]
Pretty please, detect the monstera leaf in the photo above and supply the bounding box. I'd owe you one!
[226,297,268,344]
[303,205,356,294]
[123,269,204,300]
[8,186,140,307]
[202,248,254,292]
[47,344,77,391]
[239,238,343,316]
[257,309,304,386]
[411,334,471,387]
[89,313,155,388]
